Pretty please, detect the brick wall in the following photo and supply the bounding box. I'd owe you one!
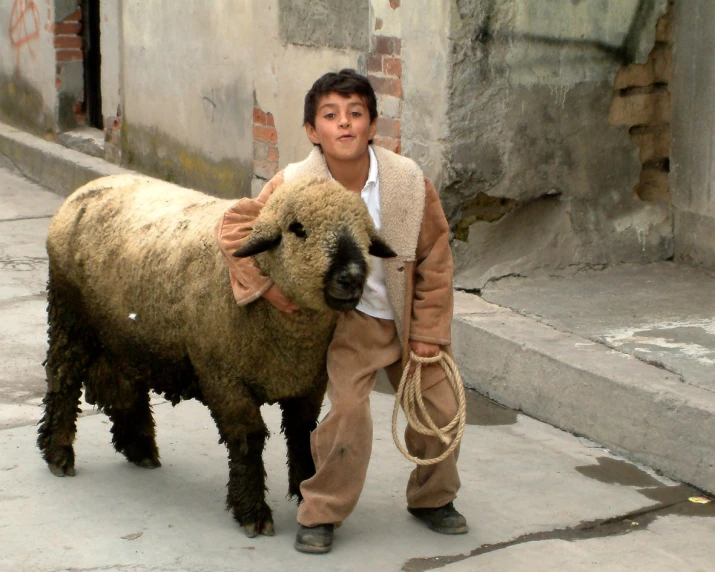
[608,5,673,202]
[368,29,403,155]
[53,5,84,126]
[252,100,280,182]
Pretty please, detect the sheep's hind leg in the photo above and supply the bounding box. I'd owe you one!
[106,385,161,469]
[37,273,90,477]
[279,388,324,500]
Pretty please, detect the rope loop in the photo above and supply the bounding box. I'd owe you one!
[391,350,467,466]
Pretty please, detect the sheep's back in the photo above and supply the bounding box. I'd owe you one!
[47,175,337,401]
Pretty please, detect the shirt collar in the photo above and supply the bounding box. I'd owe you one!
[366,146,378,188]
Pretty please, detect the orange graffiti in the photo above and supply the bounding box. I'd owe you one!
[10,0,41,68]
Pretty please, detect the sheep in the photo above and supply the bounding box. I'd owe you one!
[37,174,395,537]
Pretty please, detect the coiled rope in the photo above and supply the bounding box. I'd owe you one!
[392,351,467,466]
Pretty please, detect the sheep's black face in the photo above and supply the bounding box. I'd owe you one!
[323,232,368,311]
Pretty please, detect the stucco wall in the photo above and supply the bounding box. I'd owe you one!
[671,0,715,268]
[120,0,254,197]
[446,0,673,289]
[100,0,120,121]
[0,0,57,133]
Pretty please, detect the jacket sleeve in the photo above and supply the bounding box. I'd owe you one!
[409,177,454,346]
[215,173,284,306]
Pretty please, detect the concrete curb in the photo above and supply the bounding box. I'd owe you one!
[452,291,715,495]
[0,122,133,196]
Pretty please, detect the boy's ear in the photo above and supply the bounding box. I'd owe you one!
[305,122,320,145]
[369,118,378,141]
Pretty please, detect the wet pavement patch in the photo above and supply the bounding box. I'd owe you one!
[575,457,662,487]
[373,372,517,426]
[402,486,714,571]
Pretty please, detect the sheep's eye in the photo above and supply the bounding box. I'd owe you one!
[288,221,307,239]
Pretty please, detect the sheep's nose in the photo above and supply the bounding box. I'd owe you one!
[336,271,361,290]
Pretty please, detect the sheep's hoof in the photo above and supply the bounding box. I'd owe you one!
[242,520,275,538]
[49,463,75,477]
[242,523,258,538]
[134,458,161,469]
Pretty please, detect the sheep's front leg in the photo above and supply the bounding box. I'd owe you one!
[279,382,325,500]
[205,386,273,538]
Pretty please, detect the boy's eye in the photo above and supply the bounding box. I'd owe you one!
[350,111,362,117]
[288,221,307,239]
[324,113,336,119]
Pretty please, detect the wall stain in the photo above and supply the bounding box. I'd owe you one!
[122,123,252,199]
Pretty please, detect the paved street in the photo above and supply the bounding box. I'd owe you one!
[0,163,713,571]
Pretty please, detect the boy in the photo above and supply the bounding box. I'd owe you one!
[217,69,467,553]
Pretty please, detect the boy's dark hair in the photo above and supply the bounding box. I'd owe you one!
[303,69,379,135]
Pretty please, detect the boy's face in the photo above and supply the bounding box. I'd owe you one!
[305,92,377,163]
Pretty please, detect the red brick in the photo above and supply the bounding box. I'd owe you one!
[56,49,83,62]
[374,136,401,155]
[377,117,401,139]
[265,112,275,127]
[253,107,266,125]
[267,145,279,162]
[375,18,383,31]
[367,54,383,73]
[390,0,401,8]
[368,75,402,98]
[54,22,81,35]
[54,35,82,49]
[383,57,402,78]
[373,35,401,56]
[253,125,277,144]
[253,159,279,179]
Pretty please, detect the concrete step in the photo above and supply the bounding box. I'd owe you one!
[453,290,715,495]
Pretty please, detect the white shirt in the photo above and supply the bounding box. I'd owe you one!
[329,146,394,320]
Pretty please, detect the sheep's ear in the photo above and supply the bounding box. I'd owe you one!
[232,233,282,258]
[368,236,397,258]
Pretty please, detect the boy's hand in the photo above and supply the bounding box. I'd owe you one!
[262,284,299,313]
[408,341,441,376]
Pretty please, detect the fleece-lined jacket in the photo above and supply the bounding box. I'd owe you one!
[215,145,454,364]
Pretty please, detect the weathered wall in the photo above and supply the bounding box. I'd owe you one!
[100,0,120,121]
[671,0,715,268]
[0,0,57,133]
[400,0,450,189]
[448,0,673,289]
[120,0,254,198]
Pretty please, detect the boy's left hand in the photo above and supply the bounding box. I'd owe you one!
[409,341,440,358]
[408,341,441,376]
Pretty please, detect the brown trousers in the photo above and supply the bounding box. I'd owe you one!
[297,310,461,527]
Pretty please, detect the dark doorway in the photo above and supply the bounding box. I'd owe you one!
[81,0,102,129]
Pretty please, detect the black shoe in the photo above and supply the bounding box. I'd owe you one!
[294,523,335,554]
[408,502,469,534]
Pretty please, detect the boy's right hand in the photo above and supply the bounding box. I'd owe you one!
[262,284,299,313]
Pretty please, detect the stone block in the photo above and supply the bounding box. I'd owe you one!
[652,45,672,83]
[634,168,669,202]
[632,128,670,164]
[608,92,671,127]
[614,62,655,91]
[278,0,369,51]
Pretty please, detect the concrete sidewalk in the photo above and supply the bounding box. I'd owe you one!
[0,122,713,570]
